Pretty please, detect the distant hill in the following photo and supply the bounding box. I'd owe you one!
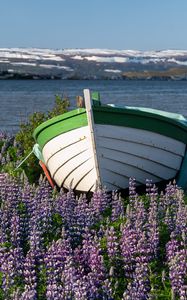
[0,48,187,80]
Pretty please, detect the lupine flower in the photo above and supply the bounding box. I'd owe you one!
[10,211,21,247]
[106,226,119,261]
[120,225,138,278]
[123,261,150,300]
[111,191,124,221]
[147,185,159,258]
[174,190,187,237]
[87,235,105,279]
[134,199,147,231]
[44,235,71,284]
[23,250,37,291]
[90,188,110,217]
[102,278,114,299]
[166,239,187,299]
[20,288,37,300]
[0,164,187,300]
[129,177,137,207]
[145,178,153,196]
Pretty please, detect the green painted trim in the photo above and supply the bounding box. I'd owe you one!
[93,105,187,144]
[33,103,187,151]
[92,91,101,106]
[33,108,87,149]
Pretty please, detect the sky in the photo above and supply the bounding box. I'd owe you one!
[0,0,187,51]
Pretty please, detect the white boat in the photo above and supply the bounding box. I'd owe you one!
[33,89,187,192]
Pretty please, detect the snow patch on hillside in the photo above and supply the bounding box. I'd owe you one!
[105,69,121,73]
[0,48,64,61]
[83,56,129,63]
[167,58,187,66]
[39,64,73,71]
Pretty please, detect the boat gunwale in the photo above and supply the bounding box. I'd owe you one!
[33,108,86,142]
[33,103,187,148]
[93,105,187,131]
[33,108,87,149]
[93,105,187,144]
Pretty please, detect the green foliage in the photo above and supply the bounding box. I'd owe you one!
[149,266,171,299]
[0,242,12,249]
[37,265,47,300]
[48,94,70,119]
[42,213,63,247]
[0,273,3,300]
[15,94,70,183]
[17,111,46,151]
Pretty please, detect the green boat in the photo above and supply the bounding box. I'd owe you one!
[33,89,187,192]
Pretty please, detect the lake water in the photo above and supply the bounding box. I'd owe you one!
[0,79,187,133]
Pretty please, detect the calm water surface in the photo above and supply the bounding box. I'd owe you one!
[0,80,187,133]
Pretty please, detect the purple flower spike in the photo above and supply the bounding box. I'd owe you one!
[106,226,119,261]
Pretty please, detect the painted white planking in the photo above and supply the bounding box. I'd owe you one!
[98,148,177,179]
[74,168,96,191]
[42,126,89,162]
[96,136,183,170]
[101,169,130,189]
[63,164,96,191]
[99,158,160,184]
[95,125,185,156]
[53,152,95,189]
[47,140,90,176]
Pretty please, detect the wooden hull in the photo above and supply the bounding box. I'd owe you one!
[95,124,185,190]
[41,124,185,192]
[33,89,187,192]
[42,126,98,192]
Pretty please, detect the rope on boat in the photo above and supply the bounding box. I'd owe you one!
[15,149,34,170]
[14,144,55,189]
[15,143,44,170]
